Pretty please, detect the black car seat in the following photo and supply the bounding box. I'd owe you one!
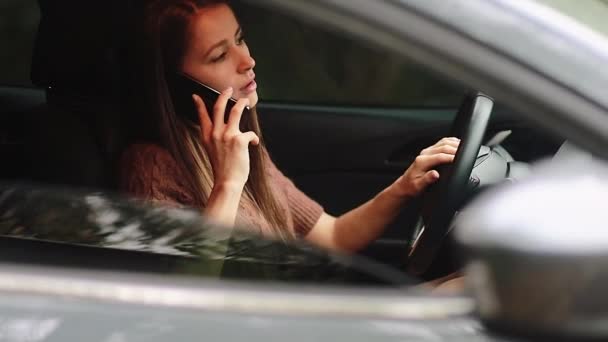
[14,0,138,190]
[0,86,45,181]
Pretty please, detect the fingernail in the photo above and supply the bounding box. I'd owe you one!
[224,87,233,93]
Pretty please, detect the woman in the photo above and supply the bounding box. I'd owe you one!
[121,0,459,253]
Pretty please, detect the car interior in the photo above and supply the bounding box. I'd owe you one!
[0,0,566,282]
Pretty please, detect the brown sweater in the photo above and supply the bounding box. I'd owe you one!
[119,143,324,238]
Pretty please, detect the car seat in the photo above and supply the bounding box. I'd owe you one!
[5,0,140,190]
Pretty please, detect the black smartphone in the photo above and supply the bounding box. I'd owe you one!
[168,72,250,124]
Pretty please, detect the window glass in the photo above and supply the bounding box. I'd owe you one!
[0,0,40,86]
[0,184,413,286]
[234,2,462,107]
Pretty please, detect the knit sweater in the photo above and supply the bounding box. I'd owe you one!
[119,143,324,238]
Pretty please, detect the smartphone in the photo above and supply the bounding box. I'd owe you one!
[168,72,250,124]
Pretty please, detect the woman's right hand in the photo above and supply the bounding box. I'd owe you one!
[192,87,259,190]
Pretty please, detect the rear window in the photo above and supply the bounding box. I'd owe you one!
[0,0,40,86]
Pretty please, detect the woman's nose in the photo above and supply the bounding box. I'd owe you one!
[238,54,255,73]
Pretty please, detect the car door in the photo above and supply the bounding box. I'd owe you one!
[232,1,562,266]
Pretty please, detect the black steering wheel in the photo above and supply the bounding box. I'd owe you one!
[407,92,494,275]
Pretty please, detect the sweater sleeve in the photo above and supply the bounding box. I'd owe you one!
[265,154,324,238]
[119,143,197,208]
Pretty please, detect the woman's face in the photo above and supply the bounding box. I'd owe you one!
[181,4,258,107]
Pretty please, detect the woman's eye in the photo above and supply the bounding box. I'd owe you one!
[211,52,227,63]
[236,34,246,45]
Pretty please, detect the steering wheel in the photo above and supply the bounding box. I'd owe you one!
[407,92,494,275]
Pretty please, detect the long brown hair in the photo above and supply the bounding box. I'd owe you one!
[131,0,290,240]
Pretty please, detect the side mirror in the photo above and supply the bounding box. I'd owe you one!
[455,158,608,339]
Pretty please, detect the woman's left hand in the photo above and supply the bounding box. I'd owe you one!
[390,137,460,198]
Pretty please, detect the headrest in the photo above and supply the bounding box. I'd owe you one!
[31,0,141,97]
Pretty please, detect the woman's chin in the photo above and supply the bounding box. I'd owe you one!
[247,92,258,107]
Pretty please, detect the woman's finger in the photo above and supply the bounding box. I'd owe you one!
[192,94,213,142]
[430,137,460,149]
[212,87,234,130]
[235,131,260,147]
[405,170,440,195]
[413,153,455,171]
[414,170,440,189]
[420,144,458,156]
[441,137,460,144]
[226,98,250,134]
[422,137,459,153]
[444,140,460,149]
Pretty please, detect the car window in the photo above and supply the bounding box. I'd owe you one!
[0,183,415,287]
[0,0,40,86]
[233,1,462,108]
[0,1,429,288]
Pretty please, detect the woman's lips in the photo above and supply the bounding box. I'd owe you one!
[241,79,257,94]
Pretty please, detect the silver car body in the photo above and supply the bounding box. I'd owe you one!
[1,0,607,340]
